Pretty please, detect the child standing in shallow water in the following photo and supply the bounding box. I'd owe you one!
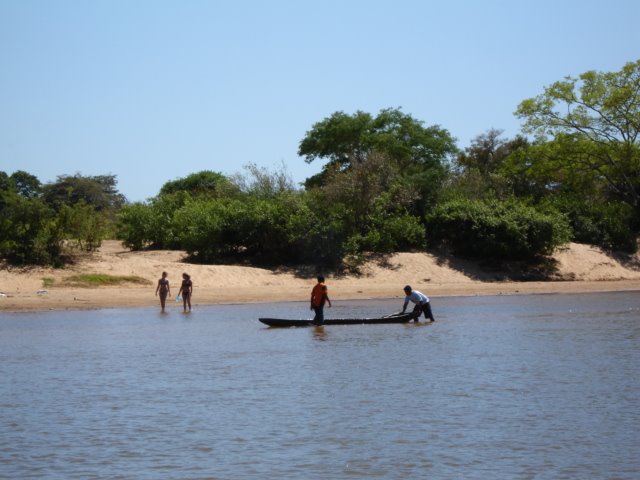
[155,271,171,312]
[310,275,331,325]
[178,273,193,312]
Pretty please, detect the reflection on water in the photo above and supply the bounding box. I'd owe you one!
[1,292,639,479]
[312,325,328,341]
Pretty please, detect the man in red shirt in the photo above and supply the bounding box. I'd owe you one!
[310,275,332,325]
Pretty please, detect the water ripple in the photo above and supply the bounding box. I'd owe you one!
[1,292,639,479]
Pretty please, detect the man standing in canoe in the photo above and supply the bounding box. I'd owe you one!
[401,285,435,322]
[310,275,332,325]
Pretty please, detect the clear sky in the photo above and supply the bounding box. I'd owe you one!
[1,0,638,202]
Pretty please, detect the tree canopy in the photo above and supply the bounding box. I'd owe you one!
[298,107,458,187]
[515,60,640,210]
[0,170,42,198]
[456,129,529,177]
[159,171,239,198]
[42,173,126,211]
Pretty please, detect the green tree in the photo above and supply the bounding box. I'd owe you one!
[58,202,109,251]
[319,151,415,227]
[0,170,42,198]
[0,172,10,192]
[447,130,528,201]
[299,107,457,187]
[0,192,64,265]
[456,129,529,177]
[541,193,638,252]
[117,202,156,250]
[42,173,126,211]
[159,171,239,198]
[426,198,571,260]
[10,170,42,198]
[171,195,315,264]
[515,60,640,212]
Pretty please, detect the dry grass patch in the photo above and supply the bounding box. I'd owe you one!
[61,273,152,288]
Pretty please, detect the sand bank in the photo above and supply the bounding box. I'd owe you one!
[1,241,639,313]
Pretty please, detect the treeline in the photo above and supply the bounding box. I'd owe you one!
[2,60,639,267]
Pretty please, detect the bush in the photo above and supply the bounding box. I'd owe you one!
[171,199,231,262]
[285,196,346,266]
[426,198,571,259]
[167,193,357,266]
[116,203,156,250]
[0,193,64,265]
[116,193,189,250]
[172,196,303,263]
[353,214,425,253]
[544,196,638,253]
[58,202,108,251]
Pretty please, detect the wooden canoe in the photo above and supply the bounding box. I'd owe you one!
[259,312,416,328]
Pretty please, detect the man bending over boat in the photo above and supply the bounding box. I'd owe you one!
[310,276,332,325]
[401,285,435,322]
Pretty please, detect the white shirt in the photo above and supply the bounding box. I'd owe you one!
[403,290,429,310]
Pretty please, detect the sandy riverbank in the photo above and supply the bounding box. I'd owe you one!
[1,241,639,313]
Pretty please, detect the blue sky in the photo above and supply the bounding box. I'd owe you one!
[1,0,638,202]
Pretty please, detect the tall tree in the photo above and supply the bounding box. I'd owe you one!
[10,170,42,198]
[515,60,640,210]
[0,170,42,198]
[299,108,457,187]
[456,129,528,176]
[159,171,239,198]
[42,173,126,211]
[449,130,530,201]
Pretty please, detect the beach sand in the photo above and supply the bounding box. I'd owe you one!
[1,241,639,313]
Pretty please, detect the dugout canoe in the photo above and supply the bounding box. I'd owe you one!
[259,312,416,328]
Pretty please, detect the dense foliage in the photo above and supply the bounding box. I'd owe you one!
[299,107,457,190]
[159,171,239,199]
[511,59,640,249]
[426,199,571,259]
[0,172,124,265]
[2,61,639,268]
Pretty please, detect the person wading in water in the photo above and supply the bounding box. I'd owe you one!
[155,271,171,312]
[178,272,193,312]
[401,285,435,322]
[310,275,332,325]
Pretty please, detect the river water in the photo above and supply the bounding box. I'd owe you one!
[1,292,639,479]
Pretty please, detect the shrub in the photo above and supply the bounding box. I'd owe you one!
[172,194,336,264]
[543,196,638,253]
[426,198,571,259]
[58,202,108,251]
[172,199,231,262]
[356,214,425,253]
[116,203,156,250]
[0,193,64,265]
